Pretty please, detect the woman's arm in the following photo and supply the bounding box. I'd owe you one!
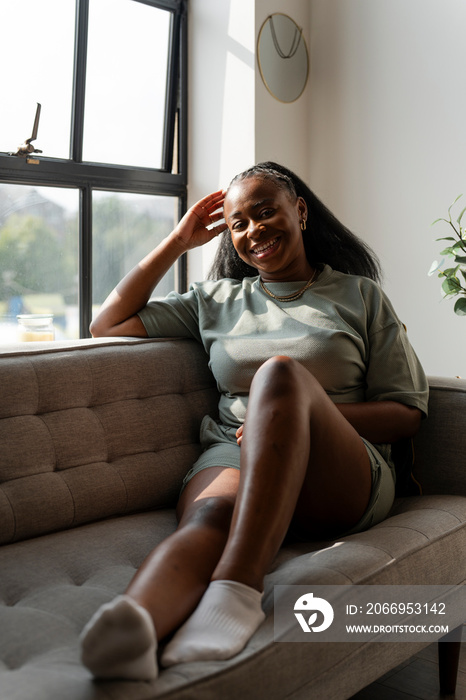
[236,401,421,446]
[90,190,227,338]
[335,401,422,443]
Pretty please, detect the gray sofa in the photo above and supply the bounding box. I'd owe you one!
[0,337,464,700]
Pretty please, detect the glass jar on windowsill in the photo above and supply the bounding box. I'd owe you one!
[17,314,55,342]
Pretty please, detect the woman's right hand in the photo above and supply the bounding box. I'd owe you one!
[171,190,228,252]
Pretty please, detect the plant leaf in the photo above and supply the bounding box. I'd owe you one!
[442,277,461,295]
[454,297,466,315]
[435,236,456,241]
[439,247,455,256]
[443,265,461,277]
[448,194,463,216]
[428,259,443,276]
[457,206,466,225]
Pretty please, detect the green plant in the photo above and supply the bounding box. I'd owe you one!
[429,194,466,316]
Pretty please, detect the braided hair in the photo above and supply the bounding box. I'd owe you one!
[208,162,381,283]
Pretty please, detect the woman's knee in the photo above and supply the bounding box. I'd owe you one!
[178,496,235,533]
[252,355,320,400]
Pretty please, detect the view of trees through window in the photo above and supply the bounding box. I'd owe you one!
[0,186,78,340]
[92,192,178,309]
[0,185,177,340]
[0,0,187,342]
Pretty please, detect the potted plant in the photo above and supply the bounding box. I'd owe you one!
[429,194,466,315]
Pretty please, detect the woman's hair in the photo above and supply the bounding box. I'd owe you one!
[208,161,381,283]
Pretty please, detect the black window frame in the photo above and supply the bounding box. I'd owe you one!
[0,0,188,338]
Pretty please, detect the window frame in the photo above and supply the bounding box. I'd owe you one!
[0,0,188,338]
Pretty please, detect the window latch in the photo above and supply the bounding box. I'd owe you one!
[10,103,43,159]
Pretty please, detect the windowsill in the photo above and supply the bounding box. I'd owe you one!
[0,336,182,355]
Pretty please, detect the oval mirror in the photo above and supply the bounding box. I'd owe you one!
[257,13,309,103]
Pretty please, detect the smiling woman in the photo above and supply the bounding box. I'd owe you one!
[224,175,313,283]
[82,161,429,682]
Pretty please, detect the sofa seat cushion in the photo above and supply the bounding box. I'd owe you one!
[0,511,175,700]
[268,495,466,588]
[0,493,464,700]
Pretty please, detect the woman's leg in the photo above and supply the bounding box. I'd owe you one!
[161,355,372,665]
[127,467,240,639]
[80,467,240,678]
[213,355,372,591]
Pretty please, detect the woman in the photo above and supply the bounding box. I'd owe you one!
[80,162,429,681]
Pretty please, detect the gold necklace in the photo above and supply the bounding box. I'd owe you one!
[259,268,318,302]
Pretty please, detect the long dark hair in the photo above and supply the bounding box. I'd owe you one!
[208,162,381,283]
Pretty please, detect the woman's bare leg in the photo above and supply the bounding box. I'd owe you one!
[212,355,372,591]
[161,355,372,665]
[127,467,240,639]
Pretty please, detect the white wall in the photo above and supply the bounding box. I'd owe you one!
[189,0,465,376]
[307,0,466,377]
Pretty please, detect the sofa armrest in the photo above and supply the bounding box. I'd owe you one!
[413,376,466,496]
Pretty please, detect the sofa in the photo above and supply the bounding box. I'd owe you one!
[0,337,464,700]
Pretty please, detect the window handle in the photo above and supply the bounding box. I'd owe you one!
[10,102,43,158]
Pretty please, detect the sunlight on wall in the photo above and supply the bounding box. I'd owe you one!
[219,0,255,186]
[227,0,255,51]
[189,0,256,280]
[219,51,255,187]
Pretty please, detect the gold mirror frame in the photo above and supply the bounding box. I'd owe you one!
[257,13,309,104]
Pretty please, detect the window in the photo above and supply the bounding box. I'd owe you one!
[0,0,187,341]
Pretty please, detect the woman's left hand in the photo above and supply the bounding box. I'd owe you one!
[236,425,243,446]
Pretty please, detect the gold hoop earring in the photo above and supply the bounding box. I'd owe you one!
[300,220,307,231]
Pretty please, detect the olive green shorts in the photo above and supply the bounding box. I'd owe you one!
[343,439,396,535]
[181,417,396,536]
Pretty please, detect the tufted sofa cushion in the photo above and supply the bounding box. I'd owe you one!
[0,338,218,544]
[0,497,464,700]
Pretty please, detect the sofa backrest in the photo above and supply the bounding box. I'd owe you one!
[0,338,218,545]
[1,339,464,545]
[413,375,466,496]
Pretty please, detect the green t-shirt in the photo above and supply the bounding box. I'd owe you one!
[138,265,429,434]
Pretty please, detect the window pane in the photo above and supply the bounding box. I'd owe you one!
[0,185,79,342]
[92,191,177,316]
[84,0,171,168]
[0,0,75,159]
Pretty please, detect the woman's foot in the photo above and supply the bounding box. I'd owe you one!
[161,580,265,666]
[80,595,158,681]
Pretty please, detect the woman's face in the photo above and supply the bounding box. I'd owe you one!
[223,176,312,283]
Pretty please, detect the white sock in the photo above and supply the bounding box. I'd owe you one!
[161,580,265,666]
[80,595,158,681]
